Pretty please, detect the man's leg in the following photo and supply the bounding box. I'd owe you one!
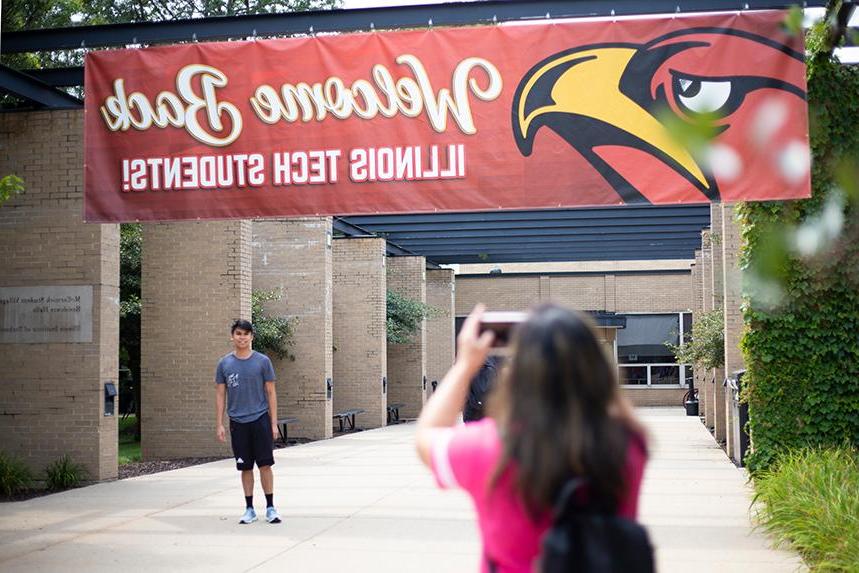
[241,469,254,496]
[259,465,273,495]
[232,420,258,523]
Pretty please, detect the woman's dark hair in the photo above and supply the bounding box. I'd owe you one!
[488,304,640,516]
[231,319,254,335]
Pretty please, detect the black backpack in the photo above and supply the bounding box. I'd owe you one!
[463,357,500,422]
[539,478,655,573]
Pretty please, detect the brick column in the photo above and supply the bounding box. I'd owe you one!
[604,274,617,312]
[692,252,711,428]
[387,257,427,419]
[703,231,726,443]
[539,275,551,301]
[332,237,387,429]
[0,110,119,481]
[141,220,251,459]
[254,219,333,440]
[722,204,745,464]
[426,269,455,397]
[710,204,728,455]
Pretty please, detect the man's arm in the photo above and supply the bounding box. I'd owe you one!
[215,383,227,442]
[265,381,278,439]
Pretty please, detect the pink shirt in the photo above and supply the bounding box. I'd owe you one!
[430,418,647,573]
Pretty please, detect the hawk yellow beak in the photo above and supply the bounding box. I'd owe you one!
[515,47,710,191]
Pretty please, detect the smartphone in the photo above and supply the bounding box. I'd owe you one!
[479,311,528,348]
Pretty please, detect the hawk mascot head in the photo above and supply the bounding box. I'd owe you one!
[512,27,806,203]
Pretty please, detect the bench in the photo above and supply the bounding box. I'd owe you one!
[387,403,405,424]
[333,408,365,432]
[276,416,299,445]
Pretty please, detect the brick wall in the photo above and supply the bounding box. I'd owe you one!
[141,220,251,459]
[253,219,333,440]
[455,272,693,316]
[454,270,693,406]
[426,269,455,396]
[0,110,119,480]
[623,388,687,407]
[387,257,427,419]
[332,237,387,428]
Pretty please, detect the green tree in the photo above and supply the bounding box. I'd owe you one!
[668,309,724,371]
[386,290,439,345]
[119,224,142,439]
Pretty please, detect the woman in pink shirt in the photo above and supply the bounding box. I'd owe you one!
[415,304,648,573]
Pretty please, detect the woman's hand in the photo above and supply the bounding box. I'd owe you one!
[455,304,495,376]
[414,304,495,467]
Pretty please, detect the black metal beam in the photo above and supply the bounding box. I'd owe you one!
[433,251,695,264]
[22,67,84,88]
[0,64,83,109]
[389,228,706,242]
[1,1,828,54]
[342,204,710,224]
[393,236,701,250]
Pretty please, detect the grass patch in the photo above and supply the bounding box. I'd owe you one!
[118,415,141,465]
[118,441,141,465]
[753,446,859,572]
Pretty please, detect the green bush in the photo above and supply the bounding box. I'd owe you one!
[386,290,439,344]
[251,288,297,360]
[45,455,88,491]
[0,450,34,497]
[754,446,859,572]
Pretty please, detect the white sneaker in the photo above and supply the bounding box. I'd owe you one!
[239,507,258,524]
[265,506,282,524]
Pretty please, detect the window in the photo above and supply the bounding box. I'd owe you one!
[617,313,691,387]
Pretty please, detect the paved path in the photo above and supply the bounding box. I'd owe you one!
[0,408,803,572]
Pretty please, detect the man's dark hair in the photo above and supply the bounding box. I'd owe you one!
[231,319,254,334]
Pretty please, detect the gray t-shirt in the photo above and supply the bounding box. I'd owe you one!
[215,351,276,423]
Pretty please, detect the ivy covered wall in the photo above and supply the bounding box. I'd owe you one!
[738,12,859,473]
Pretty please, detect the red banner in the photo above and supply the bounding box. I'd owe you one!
[84,11,810,222]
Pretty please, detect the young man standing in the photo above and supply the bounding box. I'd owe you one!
[215,319,281,524]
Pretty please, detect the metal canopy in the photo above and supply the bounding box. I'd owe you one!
[337,205,709,264]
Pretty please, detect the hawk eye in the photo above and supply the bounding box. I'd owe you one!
[672,74,733,117]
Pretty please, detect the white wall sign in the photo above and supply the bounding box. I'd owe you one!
[0,286,93,343]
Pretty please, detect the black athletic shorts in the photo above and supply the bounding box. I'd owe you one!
[229,412,275,471]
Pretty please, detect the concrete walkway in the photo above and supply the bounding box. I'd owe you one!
[0,408,803,572]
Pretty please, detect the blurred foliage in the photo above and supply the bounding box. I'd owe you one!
[386,290,440,344]
[740,6,859,473]
[668,309,724,370]
[252,288,297,361]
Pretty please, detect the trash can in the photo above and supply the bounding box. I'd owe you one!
[684,375,699,417]
[684,397,699,417]
[728,370,750,466]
